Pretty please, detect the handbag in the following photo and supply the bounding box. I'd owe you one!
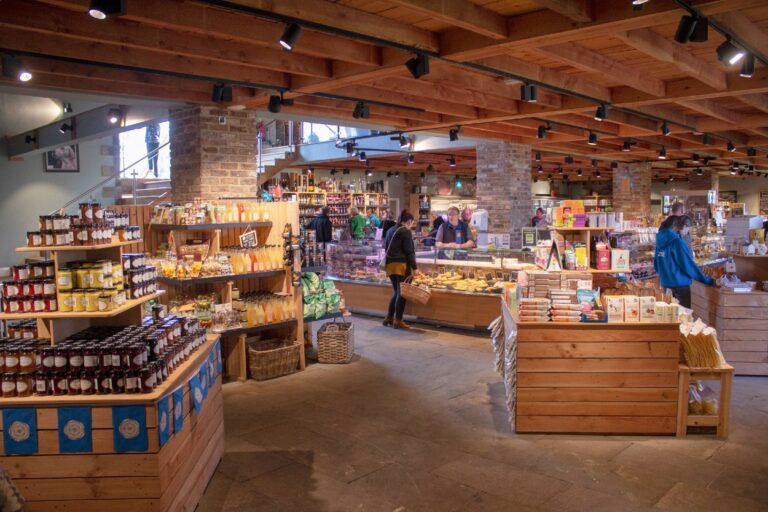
[379,226,404,271]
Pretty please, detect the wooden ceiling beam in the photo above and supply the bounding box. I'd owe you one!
[538,43,666,97]
[386,0,508,40]
[678,100,743,125]
[697,114,768,132]
[532,0,593,22]
[616,28,727,91]
[738,94,768,114]
[290,95,444,124]
[331,84,481,119]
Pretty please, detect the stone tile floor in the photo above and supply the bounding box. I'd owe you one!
[198,315,768,512]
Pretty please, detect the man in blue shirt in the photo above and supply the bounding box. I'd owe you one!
[435,206,475,259]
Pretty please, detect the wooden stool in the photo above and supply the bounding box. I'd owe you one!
[677,364,734,438]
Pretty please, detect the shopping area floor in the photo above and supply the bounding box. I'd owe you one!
[198,315,768,512]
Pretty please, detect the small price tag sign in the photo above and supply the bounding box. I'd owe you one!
[239,230,257,247]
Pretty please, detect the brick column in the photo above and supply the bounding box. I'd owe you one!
[612,162,652,220]
[476,141,532,248]
[689,169,719,192]
[169,106,258,202]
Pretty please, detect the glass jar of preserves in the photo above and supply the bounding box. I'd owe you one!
[32,280,44,296]
[52,372,68,395]
[39,215,54,231]
[32,295,46,313]
[79,202,94,222]
[59,291,73,312]
[34,371,50,396]
[128,345,143,369]
[27,231,42,247]
[80,371,95,395]
[41,347,55,370]
[112,370,126,394]
[2,281,20,298]
[16,373,33,397]
[152,361,163,386]
[91,202,103,221]
[99,346,112,370]
[17,296,32,313]
[52,214,70,231]
[67,371,81,395]
[97,293,112,312]
[90,266,104,289]
[44,294,57,312]
[20,281,34,296]
[5,346,20,373]
[42,261,55,278]
[96,372,112,394]
[68,347,83,370]
[53,229,72,246]
[57,269,73,291]
[2,374,17,397]
[111,346,123,369]
[12,265,29,281]
[83,345,99,369]
[42,230,54,246]
[125,369,140,394]
[74,268,89,289]
[30,262,44,278]
[140,366,155,393]
[73,290,86,312]
[19,346,35,372]
[42,278,56,295]
[53,347,68,371]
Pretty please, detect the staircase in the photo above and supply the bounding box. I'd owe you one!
[118,178,171,205]
[258,146,298,183]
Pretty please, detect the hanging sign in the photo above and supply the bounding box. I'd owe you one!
[239,229,258,247]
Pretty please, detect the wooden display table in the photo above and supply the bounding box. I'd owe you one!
[502,305,681,434]
[332,278,499,330]
[691,281,768,375]
[677,364,733,439]
[0,335,224,512]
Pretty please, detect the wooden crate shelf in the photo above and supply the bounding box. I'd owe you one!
[677,364,733,438]
[16,239,143,253]
[149,222,272,231]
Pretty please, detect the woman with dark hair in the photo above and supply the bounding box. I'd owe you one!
[654,215,714,308]
[423,215,444,247]
[382,209,417,329]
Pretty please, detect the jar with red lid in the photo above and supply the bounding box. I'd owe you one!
[53,347,68,371]
[12,265,29,281]
[29,262,44,278]
[80,371,95,395]
[39,215,54,231]
[19,346,35,372]
[53,229,71,246]
[44,294,57,312]
[42,278,56,295]
[3,281,20,298]
[33,280,44,296]
[27,231,42,247]
[79,202,94,222]
[32,295,46,313]
[34,371,51,396]
[42,230,54,246]
[96,372,112,394]
[2,374,17,397]
[140,366,155,393]
[125,369,140,394]
[16,373,33,397]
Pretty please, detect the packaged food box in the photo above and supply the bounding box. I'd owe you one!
[655,301,668,322]
[611,249,630,270]
[624,295,639,322]
[639,296,656,323]
[606,296,624,322]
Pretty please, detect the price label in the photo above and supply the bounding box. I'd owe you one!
[239,230,258,247]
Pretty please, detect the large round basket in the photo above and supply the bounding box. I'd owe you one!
[400,276,431,305]
[317,319,355,364]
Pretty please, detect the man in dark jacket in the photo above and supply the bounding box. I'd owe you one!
[306,207,333,243]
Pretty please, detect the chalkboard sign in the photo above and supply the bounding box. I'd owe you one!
[239,230,258,247]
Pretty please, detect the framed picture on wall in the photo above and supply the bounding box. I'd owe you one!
[719,190,738,203]
[44,144,79,172]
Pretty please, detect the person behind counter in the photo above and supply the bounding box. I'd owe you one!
[305,206,333,243]
[423,215,445,247]
[367,208,381,228]
[348,206,366,240]
[382,210,418,330]
[532,207,549,228]
[380,210,396,238]
[435,206,475,249]
[654,215,714,308]
[462,207,478,241]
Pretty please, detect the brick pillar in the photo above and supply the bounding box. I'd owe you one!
[476,141,532,248]
[689,169,719,192]
[169,106,258,202]
[612,162,652,220]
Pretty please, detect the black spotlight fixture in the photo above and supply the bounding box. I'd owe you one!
[358,151,366,162]
[395,171,400,178]
[344,141,355,154]
[448,156,457,168]
[587,132,598,146]
[449,126,460,142]
[343,168,350,175]
[405,53,429,79]
[747,147,757,157]
[730,164,738,175]
[537,124,550,140]
[691,16,709,43]
[279,23,302,51]
[386,172,392,178]
[330,168,337,175]
[365,168,373,177]
[535,151,541,162]
[107,108,122,124]
[352,101,370,119]
[702,133,712,145]
[716,38,745,65]
[740,54,755,78]
[661,121,671,136]
[59,123,73,134]
[557,167,563,175]
[63,103,73,114]
[407,153,415,164]
[521,83,538,103]
[594,104,608,121]
[595,169,601,178]
[24,135,36,144]
[268,95,282,114]
[692,154,701,163]
[211,83,233,103]
[88,0,126,20]
[1,55,32,82]
[658,147,667,160]
[577,168,583,176]
[398,134,410,149]
[565,155,574,164]
[426,164,434,172]
[696,167,704,176]
[611,161,618,169]
[674,15,701,44]
[622,140,633,152]
[537,165,543,173]
[727,141,736,152]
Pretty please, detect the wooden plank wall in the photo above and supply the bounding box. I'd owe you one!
[516,324,681,434]
[691,282,768,376]
[0,345,224,511]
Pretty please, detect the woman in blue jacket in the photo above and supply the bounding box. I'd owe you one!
[654,215,714,308]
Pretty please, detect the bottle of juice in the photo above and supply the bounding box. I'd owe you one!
[256,302,265,325]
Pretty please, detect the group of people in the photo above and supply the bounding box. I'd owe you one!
[653,202,714,308]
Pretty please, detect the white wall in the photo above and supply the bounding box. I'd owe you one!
[718,176,766,216]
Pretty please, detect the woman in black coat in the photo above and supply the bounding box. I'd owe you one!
[382,210,417,330]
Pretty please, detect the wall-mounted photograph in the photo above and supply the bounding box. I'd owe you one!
[44,144,79,172]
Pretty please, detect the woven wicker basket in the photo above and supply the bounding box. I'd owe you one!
[247,338,300,380]
[400,276,431,305]
[317,320,355,364]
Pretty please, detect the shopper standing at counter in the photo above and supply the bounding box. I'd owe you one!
[667,202,692,247]
[367,208,381,228]
[382,210,418,330]
[435,207,475,250]
[306,206,333,243]
[380,210,396,239]
[654,215,714,308]
[349,207,366,240]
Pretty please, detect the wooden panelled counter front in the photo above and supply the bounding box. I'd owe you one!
[0,335,224,512]
[503,306,681,434]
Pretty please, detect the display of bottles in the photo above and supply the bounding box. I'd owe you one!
[232,292,296,327]
[151,201,274,225]
[222,246,284,274]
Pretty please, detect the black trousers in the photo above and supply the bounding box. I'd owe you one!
[388,274,407,320]
[669,285,691,309]
[146,142,160,175]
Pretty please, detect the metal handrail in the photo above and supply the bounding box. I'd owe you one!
[53,141,170,214]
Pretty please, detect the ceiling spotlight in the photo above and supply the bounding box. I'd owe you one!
[59,123,73,134]
[343,168,350,175]
[24,135,36,144]
[611,161,618,169]
[740,54,755,78]
[395,171,400,178]
[407,153,415,164]
[747,148,757,157]
[268,95,282,113]
[658,147,667,160]
[691,16,709,42]
[352,101,370,119]
[1,55,32,82]
[632,0,649,5]
[535,151,541,162]
[211,83,233,103]
[587,132,598,146]
[88,0,126,20]
[692,154,701,163]
[674,15,700,44]
[547,173,553,180]
[537,124,549,140]
[405,54,429,79]
[449,127,460,142]
[358,151,366,162]
[661,122,671,136]
[696,167,703,175]
[702,133,712,145]
[63,103,73,114]
[107,108,122,124]
[557,166,564,174]
[454,175,462,189]
[577,168,583,176]
[594,104,608,121]
[426,164,434,172]
[716,38,745,65]
[565,155,574,164]
[727,141,736,152]
[307,167,314,174]
[537,165,543,173]
[521,83,538,103]
[730,165,738,175]
[399,134,410,149]
[448,156,457,168]
[279,23,302,51]
[365,168,373,177]
[386,171,392,178]
[345,141,355,154]
[595,169,601,178]
[622,140,633,152]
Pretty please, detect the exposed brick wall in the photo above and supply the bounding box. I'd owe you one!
[612,162,651,220]
[476,141,532,248]
[169,106,259,202]
[689,168,719,191]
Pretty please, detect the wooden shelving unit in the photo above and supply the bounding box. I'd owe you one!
[0,291,164,321]
[16,239,143,252]
[549,226,631,274]
[157,270,284,286]
[150,222,272,231]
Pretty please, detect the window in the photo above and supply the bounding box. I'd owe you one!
[119,121,170,179]
[300,122,372,144]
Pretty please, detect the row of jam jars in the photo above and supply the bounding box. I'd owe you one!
[1,342,45,373]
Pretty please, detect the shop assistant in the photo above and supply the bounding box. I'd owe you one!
[435,206,475,249]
